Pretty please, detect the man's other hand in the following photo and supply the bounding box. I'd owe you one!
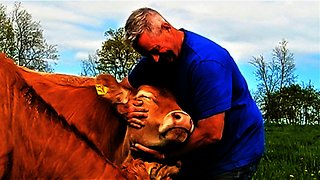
[131,143,166,160]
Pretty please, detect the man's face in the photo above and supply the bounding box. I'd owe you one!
[135,30,178,64]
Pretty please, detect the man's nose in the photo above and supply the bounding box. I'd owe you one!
[152,54,160,62]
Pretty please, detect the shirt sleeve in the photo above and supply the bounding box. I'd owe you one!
[191,60,232,119]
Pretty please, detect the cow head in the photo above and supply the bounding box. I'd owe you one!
[96,74,194,151]
[126,85,194,149]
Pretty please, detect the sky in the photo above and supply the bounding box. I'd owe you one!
[2,0,320,91]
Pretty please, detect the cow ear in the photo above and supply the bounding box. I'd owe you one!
[95,74,130,104]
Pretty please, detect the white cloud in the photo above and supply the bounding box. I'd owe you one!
[1,1,319,70]
[75,51,90,61]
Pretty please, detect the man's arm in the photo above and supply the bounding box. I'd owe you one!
[134,112,225,158]
[173,112,224,156]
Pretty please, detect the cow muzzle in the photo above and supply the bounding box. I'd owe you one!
[159,110,194,143]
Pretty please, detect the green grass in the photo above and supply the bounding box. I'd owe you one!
[253,124,320,179]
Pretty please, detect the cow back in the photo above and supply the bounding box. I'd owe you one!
[18,67,128,162]
[0,54,125,179]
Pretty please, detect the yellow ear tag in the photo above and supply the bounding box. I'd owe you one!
[95,84,109,95]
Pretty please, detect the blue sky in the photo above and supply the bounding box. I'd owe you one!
[2,0,319,91]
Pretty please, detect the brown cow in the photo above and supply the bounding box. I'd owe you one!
[0,53,193,179]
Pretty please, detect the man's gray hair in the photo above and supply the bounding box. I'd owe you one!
[124,7,168,45]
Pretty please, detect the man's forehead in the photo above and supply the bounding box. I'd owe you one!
[136,32,156,49]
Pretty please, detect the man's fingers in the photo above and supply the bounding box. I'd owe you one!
[127,112,148,119]
[130,146,139,151]
[128,117,145,129]
[134,143,154,153]
[116,99,149,129]
[129,122,143,129]
[128,118,145,126]
[134,143,165,159]
[128,106,149,113]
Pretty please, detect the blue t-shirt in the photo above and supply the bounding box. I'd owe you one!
[128,29,265,176]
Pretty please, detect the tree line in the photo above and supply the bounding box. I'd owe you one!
[250,40,319,125]
[0,2,58,72]
[1,2,318,125]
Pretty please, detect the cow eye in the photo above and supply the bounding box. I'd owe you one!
[138,95,152,101]
[136,90,156,102]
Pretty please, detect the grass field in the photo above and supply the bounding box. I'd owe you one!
[253,124,320,179]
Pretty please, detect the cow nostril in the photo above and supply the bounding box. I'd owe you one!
[172,113,181,120]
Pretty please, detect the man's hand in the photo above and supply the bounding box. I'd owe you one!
[131,143,166,160]
[116,99,149,129]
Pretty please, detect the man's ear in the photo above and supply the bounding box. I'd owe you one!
[161,22,171,31]
[95,74,130,104]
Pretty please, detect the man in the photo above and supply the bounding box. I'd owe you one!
[122,7,265,179]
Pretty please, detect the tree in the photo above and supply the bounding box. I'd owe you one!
[0,4,15,57]
[11,2,58,72]
[250,40,297,122]
[299,82,320,125]
[268,83,320,125]
[97,27,140,81]
[272,40,297,90]
[80,52,101,77]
